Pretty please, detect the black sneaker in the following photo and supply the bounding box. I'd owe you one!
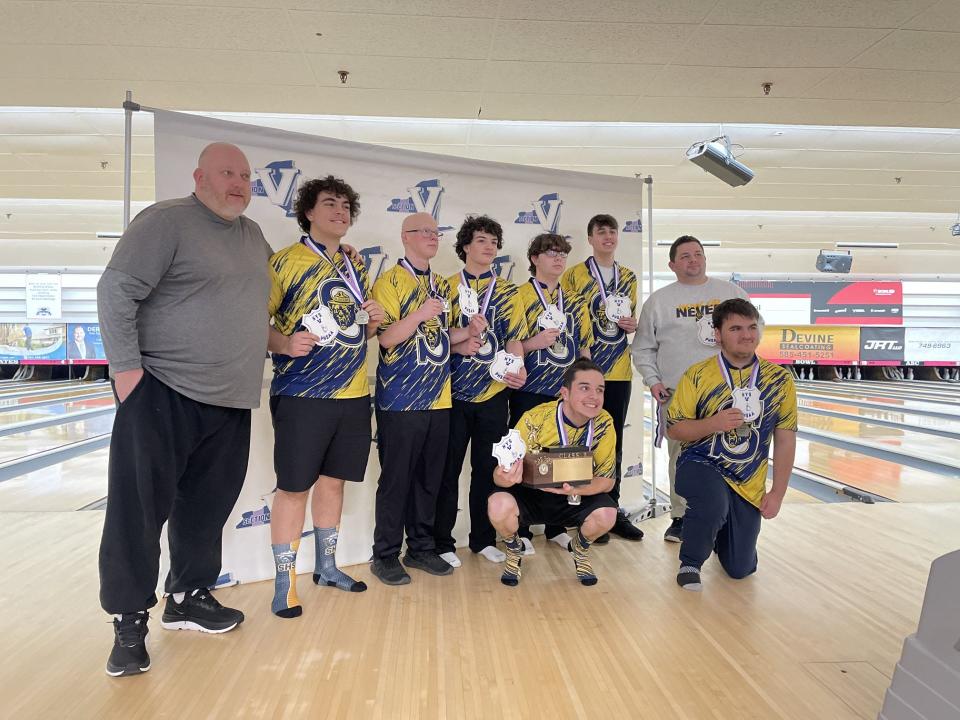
[106,611,150,677]
[160,588,244,633]
[664,517,683,543]
[371,556,411,586]
[610,510,644,541]
[594,533,610,545]
[403,550,454,576]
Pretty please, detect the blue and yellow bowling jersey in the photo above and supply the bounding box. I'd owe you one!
[268,240,371,399]
[448,271,528,404]
[516,400,616,480]
[516,280,594,397]
[561,260,637,381]
[373,262,453,412]
[667,355,798,508]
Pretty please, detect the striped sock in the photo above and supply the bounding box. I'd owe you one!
[271,539,302,618]
[572,529,598,586]
[501,534,524,587]
[313,527,366,592]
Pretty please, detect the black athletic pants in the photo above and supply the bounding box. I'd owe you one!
[603,380,631,506]
[99,371,251,615]
[373,408,450,559]
[434,392,508,554]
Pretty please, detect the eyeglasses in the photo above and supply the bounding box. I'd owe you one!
[404,229,443,239]
[542,249,568,258]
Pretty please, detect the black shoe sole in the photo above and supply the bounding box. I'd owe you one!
[106,660,150,677]
[402,555,453,576]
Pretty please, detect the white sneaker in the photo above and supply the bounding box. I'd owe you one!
[520,537,536,556]
[439,551,462,568]
[478,545,506,563]
[547,532,572,550]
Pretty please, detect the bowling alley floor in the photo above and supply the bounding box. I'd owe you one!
[2,498,958,719]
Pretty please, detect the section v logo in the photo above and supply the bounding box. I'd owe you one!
[491,254,515,281]
[515,193,562,232]
[359,245,389,285]
[386,178,453,231]
[252,160,302,217]
[623,218,642,233]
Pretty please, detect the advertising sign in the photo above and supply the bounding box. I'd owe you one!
[739,281,902,326]
[758,325,860,365]
[25,273,62,321]
[859,327,905,366]
[0,323,66,363]
[904,328,960,366]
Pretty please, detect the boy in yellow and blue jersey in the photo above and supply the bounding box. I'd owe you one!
[434,216,528,568]
[370,212,484,586]
[512,232,594,551]
[667,299,797,591]
[266,176,385,618]
[561,214,642,541]
[489,359,618,587]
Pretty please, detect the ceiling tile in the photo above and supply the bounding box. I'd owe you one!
[499,0,715,24]
[805,68,960,103]
[904,2,960,32]
[481,61,660,96]
[850,30,960,73]
[707,0,938,28]
[489,22,694,63]
[306,55,484,91]
[645,66,832,98]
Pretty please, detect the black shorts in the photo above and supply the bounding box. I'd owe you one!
[500,484,616,529]
[270,394,372,491]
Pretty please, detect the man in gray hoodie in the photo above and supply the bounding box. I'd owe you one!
[631,236,750,542]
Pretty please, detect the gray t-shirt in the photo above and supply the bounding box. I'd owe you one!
[631,277,749,389]
[97,194,273,409]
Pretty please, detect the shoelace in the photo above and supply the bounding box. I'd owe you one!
[190,588,221,608]
[115,615,147,646]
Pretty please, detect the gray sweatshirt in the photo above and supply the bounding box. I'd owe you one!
[631,277,749,389]
[97,194,273,409]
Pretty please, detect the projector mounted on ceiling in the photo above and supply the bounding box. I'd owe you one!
[816,250,852,274]
[685,135,754,187]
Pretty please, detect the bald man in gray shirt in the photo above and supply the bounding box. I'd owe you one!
[98,143,272,678]
[631,236,749,543]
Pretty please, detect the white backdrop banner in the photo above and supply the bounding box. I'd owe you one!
[153,109,647,583]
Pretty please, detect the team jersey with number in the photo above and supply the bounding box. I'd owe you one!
[268,240,371,399]
[516,400,616,480]
[667,354,798,507]
[448,270,528,403]
[561,259,638,381]
[373,261,453,411]
[516,280,594,397]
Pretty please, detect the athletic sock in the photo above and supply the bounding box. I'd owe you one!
[501,534,524,587]
[313,527,366,592]
[572,529,598,586]
[271,539,302,618]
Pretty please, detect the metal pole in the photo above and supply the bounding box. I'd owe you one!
[645,175,656,517]
[122,90,140,230]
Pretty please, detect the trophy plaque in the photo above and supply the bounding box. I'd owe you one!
[521,445,592,488]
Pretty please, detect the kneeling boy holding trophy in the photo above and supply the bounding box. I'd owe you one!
[488,359,618,587]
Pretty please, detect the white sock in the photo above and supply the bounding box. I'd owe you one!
[439,551,462,568]
[172,592,185,603]
[548,532,572,549]
[520,537,536,556]
[478,545,506,563]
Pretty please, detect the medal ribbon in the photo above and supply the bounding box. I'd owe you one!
[460,270,497,316]
[586,256,620,305]
[556,401,595,448]
[399,257,441,299]
[529,278,564,315]
[301,235,365,305]
[717,355,760,395]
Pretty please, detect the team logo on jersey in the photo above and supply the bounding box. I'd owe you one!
[622,219,642,233]
[251,160,301,217]
[514,192,562,232]
[461,307,499,364]
[416,316,450,366]
[491,254,515,281]
[708,400,765,469]
[316,278,366,347]
[589,293,624,343]
[359,245,389,284]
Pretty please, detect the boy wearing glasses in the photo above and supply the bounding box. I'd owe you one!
[370,213,483,585]
[511,232,594,551]
[561,214,642,542]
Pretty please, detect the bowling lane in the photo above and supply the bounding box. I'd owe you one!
[0,394,116,428]
[0,414,115,464]
[797,397,960,438]
[0,447,108,511]
[798,410,960,470]
[796,387,960,418]
[0,388,115,417]
[796,381,960,406]
[793,437,960,503]
[0,380,83,394]
[0,381,109,404]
